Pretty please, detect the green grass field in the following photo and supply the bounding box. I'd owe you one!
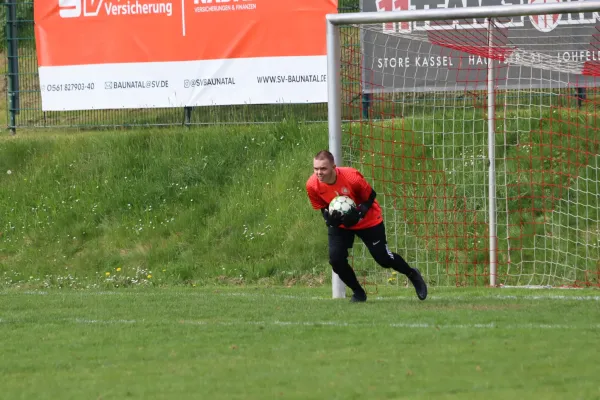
[1,109,600,398]
[1,286,599,399]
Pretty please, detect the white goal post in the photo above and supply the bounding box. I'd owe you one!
[327,1,600,298]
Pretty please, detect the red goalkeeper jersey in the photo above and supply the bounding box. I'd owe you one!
[306,167,383,230]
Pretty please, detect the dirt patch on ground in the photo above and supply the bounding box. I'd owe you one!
[213,273,327,288]
[283,273,327,288]
[427,304,523,311]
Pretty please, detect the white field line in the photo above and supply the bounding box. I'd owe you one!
[59,318,600,330]
[3,291,600,302]
[0,318,597,330]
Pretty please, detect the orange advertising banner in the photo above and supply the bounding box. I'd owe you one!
[34,0,338,110]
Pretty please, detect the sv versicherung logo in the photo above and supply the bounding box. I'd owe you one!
[58,0,174,18]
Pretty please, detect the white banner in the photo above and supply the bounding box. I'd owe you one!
[38,56,328,111]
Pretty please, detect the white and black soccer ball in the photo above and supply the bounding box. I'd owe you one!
[329,195,356,215]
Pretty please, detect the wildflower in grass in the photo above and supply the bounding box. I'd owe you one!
[116,267,121,272]
[147,274,152,279]
[105,272,110,277]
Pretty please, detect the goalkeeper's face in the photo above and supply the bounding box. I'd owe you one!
[313,158,336,184]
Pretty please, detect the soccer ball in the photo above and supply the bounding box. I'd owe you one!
[329,195,356,215]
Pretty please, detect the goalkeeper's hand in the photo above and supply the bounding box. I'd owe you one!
[341,188,375,227]
[341,203,369,227]
[323,208,343,227]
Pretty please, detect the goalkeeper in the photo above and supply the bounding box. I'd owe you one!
[306,150,427,302]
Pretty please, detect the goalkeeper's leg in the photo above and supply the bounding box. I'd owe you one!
[357,222,427,300]
[328,226,367,302]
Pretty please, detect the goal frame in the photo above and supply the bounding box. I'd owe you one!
[326,1,600,299]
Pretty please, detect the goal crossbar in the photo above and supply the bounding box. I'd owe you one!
[326,2,600,25]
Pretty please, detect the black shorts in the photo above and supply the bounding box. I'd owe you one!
[328,222,396,267]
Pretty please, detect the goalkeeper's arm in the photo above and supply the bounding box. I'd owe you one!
[358,188,376,216]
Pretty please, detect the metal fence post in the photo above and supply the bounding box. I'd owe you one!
[5,0,20,135]
[184,106,192,127]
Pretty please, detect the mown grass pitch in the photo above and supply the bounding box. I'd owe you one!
[1,286,598,399]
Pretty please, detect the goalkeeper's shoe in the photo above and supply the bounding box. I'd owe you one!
[408,268,427,300]
[350,290,367,303]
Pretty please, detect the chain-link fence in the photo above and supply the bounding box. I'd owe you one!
[2,0,360,132]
